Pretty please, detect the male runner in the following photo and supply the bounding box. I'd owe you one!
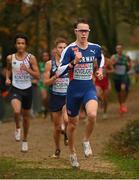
[44,38,69,158]
[95,47,113,119]
[5,33,40,152]
[111,44,131,113]
[58,18,104,168]
[38,51,50,117]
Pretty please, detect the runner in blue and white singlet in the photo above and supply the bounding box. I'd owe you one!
[44,38,69,158]
[59,42,104,117]
[57,19,104,168]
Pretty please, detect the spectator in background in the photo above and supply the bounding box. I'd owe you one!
[31,78,42,118]
[134,61,139,82]
[0,59,9,122]
[38,51,50,118]
[0,60,5,121]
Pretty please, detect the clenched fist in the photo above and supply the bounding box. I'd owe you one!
[74,51,82,64]
[5,78,11,86]
[95,68,103,80]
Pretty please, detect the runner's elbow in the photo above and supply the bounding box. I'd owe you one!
[44,80,50,86]
[35,72,40,79]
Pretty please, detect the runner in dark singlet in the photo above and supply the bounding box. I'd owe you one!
[44,38,69,158]
[111,44,131,114]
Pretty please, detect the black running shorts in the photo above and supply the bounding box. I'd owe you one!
[48,93,66,112]
[9,86,32,110]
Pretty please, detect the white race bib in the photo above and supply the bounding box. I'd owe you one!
[115,65,126,75]
[73,63,93,80]
[52,78,69,93]
[14,71,31,83]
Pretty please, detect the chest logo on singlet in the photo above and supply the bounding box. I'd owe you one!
[90,50,95,54]
[13,59,31,83]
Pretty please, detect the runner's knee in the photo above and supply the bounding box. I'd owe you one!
[68,120,77,131]
[23,113,30,122]
[54,121,61,131]
[87,111,97,120]
[14,112,20,117]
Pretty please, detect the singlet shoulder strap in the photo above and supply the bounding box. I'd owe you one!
[51,58,58,70]
[51,58,57,67]
[50,58,57,77]
[11,54,15,61]
[23,53,32,65]
[26,53,32,62]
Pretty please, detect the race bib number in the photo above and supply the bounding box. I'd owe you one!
[73,63,93,80]
[52,78,69,93]
[14,72,31,83]
[115,65,126,75]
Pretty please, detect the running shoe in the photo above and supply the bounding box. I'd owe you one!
[51,149,61,158]
[82,141,92,157]
[119,105,128,113]
[69,153,80,168]
[102,113,108,120]
[15,128,21,141]
[21,141,28,152]
[122,105,128,113]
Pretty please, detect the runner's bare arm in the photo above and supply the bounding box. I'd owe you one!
[110,55,116,65]
[106,58,114,73]
[95,53,105,80]
[127,56,132,70]
[20,55,40,79]
[44,61,57,86]
[5,55,12,85]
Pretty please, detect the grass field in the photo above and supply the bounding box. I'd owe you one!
[0,158,115,179]
[0,83,139,179]
[104,151,139,179]
[1,153,139,179]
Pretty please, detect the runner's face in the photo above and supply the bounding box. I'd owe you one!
[75,23,90,43]
[15,38,27,53]
[42,52,49,62]
[56,43,67,56]
[116,45,123,55]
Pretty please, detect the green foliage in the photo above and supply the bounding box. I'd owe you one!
[0,0,139,59]
[108,119,139,158]
[104,119,139,178]
[115,0,139,26]
[105,152,139,178]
